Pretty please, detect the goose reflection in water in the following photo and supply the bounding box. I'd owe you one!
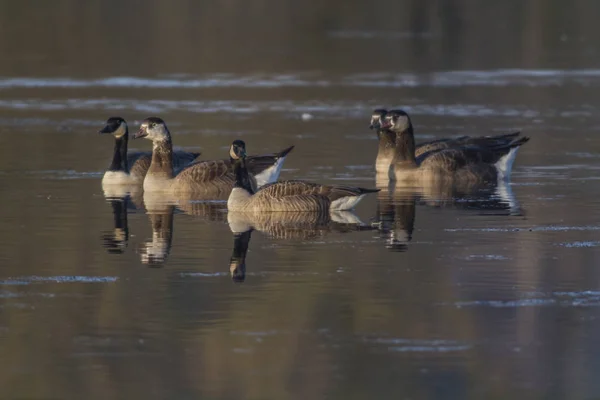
[373,178,523,252]
[139,192,228,267]
[226,211,377,282]
[101,196,131,254]
[100,184,145,255]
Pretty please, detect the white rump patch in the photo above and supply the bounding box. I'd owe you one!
[254,157,286,188]
[102,171,137,185]
[495,147,519,181]
[330,194,365,211]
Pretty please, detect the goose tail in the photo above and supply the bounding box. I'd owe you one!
[330,187,380,211]
[495,136,530,181]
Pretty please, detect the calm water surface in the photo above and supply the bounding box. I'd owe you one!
[2,1,600,399]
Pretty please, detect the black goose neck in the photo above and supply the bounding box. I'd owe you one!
[109,129,130,172]
[233,158,255,194]
[393,125,417,164]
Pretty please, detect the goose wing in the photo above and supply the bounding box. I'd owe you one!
[418,136,529,172]
[172,150,202,169]
[257,180,378,202]
[245,145,294,175]
[415,132,521,158]
[175,159,233,184]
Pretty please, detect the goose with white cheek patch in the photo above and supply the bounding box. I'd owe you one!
[227,140,380,212]
[99,117,200,186]
[381,109,529,184]
[370,108,524,176]
[135,117,294,195]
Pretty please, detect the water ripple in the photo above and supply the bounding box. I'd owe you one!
[0,276,118,285]
[1,69,600,90]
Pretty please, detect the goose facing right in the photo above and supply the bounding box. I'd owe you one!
[381,109,529,184]
[227,140,380,212]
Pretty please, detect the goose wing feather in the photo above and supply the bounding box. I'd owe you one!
[174,159,234,187]
[257,180,376,201]
[415,132,521,158]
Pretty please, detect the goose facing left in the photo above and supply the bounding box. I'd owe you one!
[135,117,294,195]
[227,140,380,212]
[99,117,200,185]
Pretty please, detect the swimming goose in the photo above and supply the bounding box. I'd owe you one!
[227,140,380,212]
[134,117,294,195]
[381,109,529,183]
[99,117,200,185]
[370,109,523,175]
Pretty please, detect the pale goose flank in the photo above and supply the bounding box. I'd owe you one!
[370,109,524,176]
[381,109,529,184]
[134,117,294,195]
[227,140,380,212]
[99,117,200,185]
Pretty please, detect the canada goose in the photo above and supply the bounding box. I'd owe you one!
[381,109,529,183]
[99,117,201,185]
[134,117,294,195]
[370,109,523,175]
[227,140,380,212]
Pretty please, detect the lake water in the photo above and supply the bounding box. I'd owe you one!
[2,1,600,399]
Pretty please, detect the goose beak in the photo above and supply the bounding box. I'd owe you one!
[98,124,113,134]
[380,120,392,129]
[134,127,148,139]
[369,121,381,130]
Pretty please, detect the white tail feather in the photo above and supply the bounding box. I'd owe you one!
[330,194,365,211]
[254,157,286,188]
[495,147,519,181]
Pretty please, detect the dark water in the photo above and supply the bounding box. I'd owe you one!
[2,1,600,399]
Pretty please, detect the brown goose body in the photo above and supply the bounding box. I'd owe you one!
[99,117,200,186]
[374,128,522,175]
[380,110,529,184]
[136,117,293,195]
[227,141,379,212]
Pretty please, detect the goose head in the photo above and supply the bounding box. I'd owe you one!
[369,108,388,130]
[229,139,247,161]
[135,117,171,142]
[381,109,413,133]
[99,117,128,138]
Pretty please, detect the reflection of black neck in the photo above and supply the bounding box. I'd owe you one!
[230,230,252,282]
[102,197,129,254]
[109,131,130,172]
[233,158,255,194]
[393,126,417,165]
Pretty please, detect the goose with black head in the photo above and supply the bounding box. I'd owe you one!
[99,117,200,186]
[227,140,380,212]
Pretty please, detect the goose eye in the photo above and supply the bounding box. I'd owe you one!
[150,123,156,128]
